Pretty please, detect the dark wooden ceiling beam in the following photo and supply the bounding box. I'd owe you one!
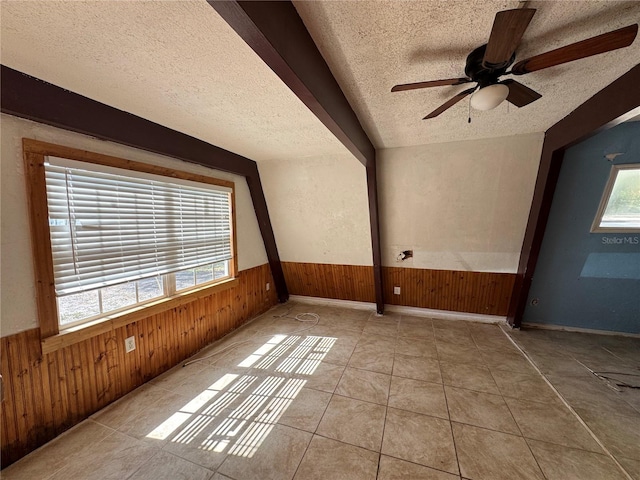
[508,63,640,327]
[245,163,288,302]
[367,154,384,314]
[1,64,289,302]
[1,66,254,176]
[210,1,385,313]
[209,0,374,167]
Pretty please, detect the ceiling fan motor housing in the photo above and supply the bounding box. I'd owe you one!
[465,44,515,88]
[390,6,638,120]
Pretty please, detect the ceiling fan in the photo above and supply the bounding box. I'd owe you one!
[391,7,638,120]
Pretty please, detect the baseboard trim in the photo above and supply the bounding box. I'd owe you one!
[289,295,375,311]
[385,304,506,325]
[289,295,507,325]
[521,322,640,338]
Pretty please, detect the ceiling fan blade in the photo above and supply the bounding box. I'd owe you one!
[502,79,542,107]
[511,24,638,75]
[423,87,476,119]
[391,78,471,92]
[483,8,536,69]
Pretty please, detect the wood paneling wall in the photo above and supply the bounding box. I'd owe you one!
[0,264,277,468]
[384,266,515,316]
[282,262,515,316]
[282,262,376,303]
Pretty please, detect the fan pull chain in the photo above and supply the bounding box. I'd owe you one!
[468,96,472,124]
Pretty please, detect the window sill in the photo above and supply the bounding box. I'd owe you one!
[41,277,239,354]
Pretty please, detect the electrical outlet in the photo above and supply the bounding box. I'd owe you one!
[125,336,136,353]
[393,286,401,295]
[266,282,270,291]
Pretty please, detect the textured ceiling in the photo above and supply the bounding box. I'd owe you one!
[294,0,640,148]
[2,1,639,159]
[0,0,350,162]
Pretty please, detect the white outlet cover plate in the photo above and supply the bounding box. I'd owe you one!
[393,286,401,295]
[125,336,136,353]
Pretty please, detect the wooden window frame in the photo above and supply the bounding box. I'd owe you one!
[23,139,239,348]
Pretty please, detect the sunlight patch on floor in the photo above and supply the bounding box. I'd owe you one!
[146,333,336,458]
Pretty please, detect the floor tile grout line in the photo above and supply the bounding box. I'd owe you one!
[170,362,398,473]
[482,344,549,479]
[500,325,635,480]
[51,427,158,480]
[441,381,503,398]
[521,434,635,476]
[449,329,501,400]
[124,448,216,480]
[298,418,592,480]
[286,428,313,480]
[224,308,354,480]
[181,306,285,369]
[154,311,342,480]
[445,416,544,442]
[15,306,630,480]
[289,314,363,480]
[161,439,228,477]
[590,347,640,417]
[376,396,532,434]
[466,369,521,438]
[442,385,463,478]
[310,431,382,456]
[284,315,468,477]
[213,468,240,480]
[451,321,568,478]
[378,447,468,478]
[12,420,121,480]
[432,315,463,478]
[375,324,398,479]
[489,327,608,478]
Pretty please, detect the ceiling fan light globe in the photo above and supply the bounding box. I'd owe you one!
[470,84,509,111]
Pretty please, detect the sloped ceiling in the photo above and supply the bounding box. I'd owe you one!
[0,0,350,162]
[1,0,639,158]
[294,0,640,148]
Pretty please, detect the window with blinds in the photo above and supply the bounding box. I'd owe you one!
[43,156,234,328]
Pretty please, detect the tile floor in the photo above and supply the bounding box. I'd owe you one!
[2,302,635,480]
[507,327,640,480]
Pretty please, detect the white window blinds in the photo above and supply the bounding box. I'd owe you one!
[45,157,233,296]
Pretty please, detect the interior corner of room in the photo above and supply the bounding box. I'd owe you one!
[1,0,639,476]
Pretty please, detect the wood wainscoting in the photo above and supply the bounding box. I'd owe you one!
[282,262,376,303]
[282,262,515,316]
[383,267,515,316]
[0,264,277,468]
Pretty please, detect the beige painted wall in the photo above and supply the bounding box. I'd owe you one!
[0,114,268,336]
[258,153,373,266]
[258,134,543,273]
[378,133,544,272]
